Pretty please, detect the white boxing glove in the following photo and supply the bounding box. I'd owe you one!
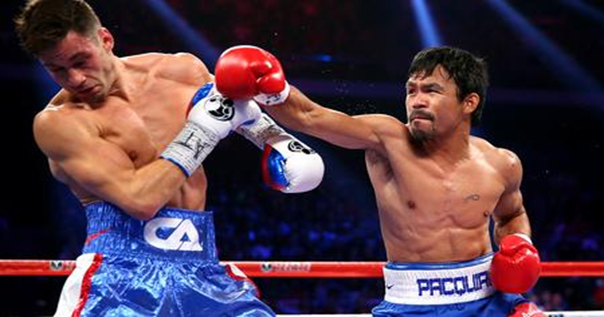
[262,134,324,193]
[236,113,324,193]
[162,83,261,176]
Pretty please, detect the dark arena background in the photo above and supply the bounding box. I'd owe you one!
[1,0,604,315]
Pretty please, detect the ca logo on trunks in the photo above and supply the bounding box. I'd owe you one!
[143,218,203,251]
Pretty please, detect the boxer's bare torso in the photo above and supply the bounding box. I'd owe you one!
[364,121,518,263]
[34,32,212,215]
[268,66,528,263]
[54,54,209,207]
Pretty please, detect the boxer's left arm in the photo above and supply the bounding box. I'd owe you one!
[174,53,324,192]
[492,149,531,243]
[490,149,541,294]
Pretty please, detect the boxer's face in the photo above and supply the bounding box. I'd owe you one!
[39,28,116,103]
[405,66,465,142]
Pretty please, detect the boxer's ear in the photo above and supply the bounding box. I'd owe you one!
[462,93,479,115]
[97,28,114,52]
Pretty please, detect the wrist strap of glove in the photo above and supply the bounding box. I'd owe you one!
[512,233,533,244]
[161,121,220,177]
[254,81,291,106]
[236,113,286,149]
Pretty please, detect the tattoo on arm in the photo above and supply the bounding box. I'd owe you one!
[465,194,480,201]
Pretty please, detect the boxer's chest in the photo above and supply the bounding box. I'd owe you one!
[98,80,200,168]
[415,162,505,225]
[387,149,506,225]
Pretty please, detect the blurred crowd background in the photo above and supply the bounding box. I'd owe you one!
[1,0,603,315]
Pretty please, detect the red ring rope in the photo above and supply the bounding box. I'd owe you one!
[0,260,603,277]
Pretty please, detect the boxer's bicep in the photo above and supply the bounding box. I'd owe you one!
[493,149,524,220]
[492,149,531,241]
[60,141,137,201]
[34,113,137,203]
[493,187,524,223]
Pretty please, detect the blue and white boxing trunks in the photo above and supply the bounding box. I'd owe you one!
[54,202,275,317]
[372,254,528,317]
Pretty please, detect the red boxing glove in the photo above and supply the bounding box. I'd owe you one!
[215,45,291,106]
[490,234,541,294]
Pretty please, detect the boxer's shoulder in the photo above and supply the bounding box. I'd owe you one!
[471,137,512,159]
[37,93,89,125]
[122,52,211,86]
[34,97,99,156]
[471,137,521,180]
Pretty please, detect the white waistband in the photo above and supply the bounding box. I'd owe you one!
[383,255,494,305]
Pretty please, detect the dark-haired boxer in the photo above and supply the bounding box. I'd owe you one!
[214,45,544,317]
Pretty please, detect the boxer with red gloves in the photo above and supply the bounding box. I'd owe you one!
[491,234,544,316]
[215,45,545,317]
[491,234,541,294]
[215,46,324,193]
[215,45,290,106]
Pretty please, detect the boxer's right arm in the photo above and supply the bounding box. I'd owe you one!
[215,45,388,153]
[34,88,260,220]
[268,87,391,152]
[160,83,260,177]
[34,111,186,221]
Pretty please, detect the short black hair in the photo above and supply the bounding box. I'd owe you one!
[408,46,489,127]
[15,0,101,56]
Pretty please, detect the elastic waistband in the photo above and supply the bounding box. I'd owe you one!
[83,202,217,262]
[383,254,494,305]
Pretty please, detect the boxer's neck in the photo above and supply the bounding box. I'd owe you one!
[106,56,132,102]
[417,125,472,166]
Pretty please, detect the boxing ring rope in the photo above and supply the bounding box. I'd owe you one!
[1,260,603,317]
[1,260,604,277]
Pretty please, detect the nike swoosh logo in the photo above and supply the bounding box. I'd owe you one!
[387,284,395,289]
